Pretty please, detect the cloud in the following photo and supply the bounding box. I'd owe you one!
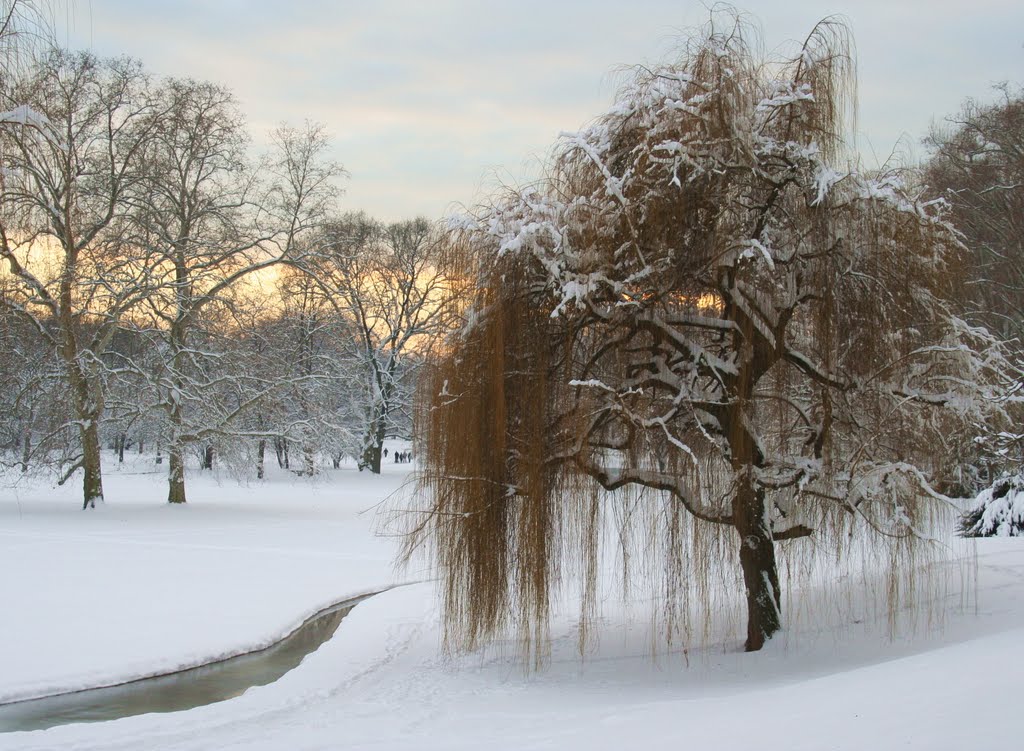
[59,0,1024,219]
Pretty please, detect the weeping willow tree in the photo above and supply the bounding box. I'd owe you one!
[406,16,1010,657]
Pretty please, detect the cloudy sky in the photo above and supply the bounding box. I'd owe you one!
[55,0,1023,221]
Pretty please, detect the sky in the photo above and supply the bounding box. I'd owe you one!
[53,0,1024,222]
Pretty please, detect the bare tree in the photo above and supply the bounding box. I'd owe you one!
[924,84,1024,345]
[407,17,1012,657]
[923,86,1024,485]
[127,77,342,503]
[0,292,64,473]
[313,214,462,474]
[0,49,158,508]
[255,265,358,475]
[924,86,1024,511]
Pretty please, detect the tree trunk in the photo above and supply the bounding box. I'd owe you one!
[68,363,104,510]
[275,436,289,469]
[117,433,126,463]
[257,439,266,480]
[734,484,781,651]
[360,403,388,474]
[20,427,31,473]
[725,305,782,651]
[360,439,381,474]
[80,418,104,510]
[202,444,214,471]
[168,441,187,504]
[166,383,188,502]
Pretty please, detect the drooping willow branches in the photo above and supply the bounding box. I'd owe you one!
[406,13,1012,659]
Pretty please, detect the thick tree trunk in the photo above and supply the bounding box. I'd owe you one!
[733,484,781,651]
[166,384,188,503]
[361,440,382,474]
[360,404,388,474]
[80,418,104,510]
[68,362,104,510]
[724,303,782,651]
[167,308,191,503]
[168,441,187,504]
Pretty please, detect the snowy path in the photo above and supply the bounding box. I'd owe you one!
[2,462,1022,750]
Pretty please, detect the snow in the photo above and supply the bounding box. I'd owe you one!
[0,105,62,146]
[738,238,775,269]
[963,473,1024,536]
[0,451,408,704]
[811,164,845,205]
[2,453,1023,750]
[0,105,49,130]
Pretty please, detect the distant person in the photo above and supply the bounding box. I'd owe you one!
[383,448,389,458]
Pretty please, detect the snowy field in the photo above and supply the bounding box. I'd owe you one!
[1,451,1022,750]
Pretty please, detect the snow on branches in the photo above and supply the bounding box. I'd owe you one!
[962,473,1024,537]
[409,14,1011,659]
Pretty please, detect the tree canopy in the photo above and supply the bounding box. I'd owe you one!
[925,84,1024,344]
[407,15,1010,657]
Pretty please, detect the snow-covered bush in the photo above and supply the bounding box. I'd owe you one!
[961,474,1024,537]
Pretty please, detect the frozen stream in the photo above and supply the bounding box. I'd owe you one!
[0,593,374,733]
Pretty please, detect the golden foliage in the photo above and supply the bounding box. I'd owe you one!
[404,12,987,661]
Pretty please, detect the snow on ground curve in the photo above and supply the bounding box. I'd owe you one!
[2,458,1023,750]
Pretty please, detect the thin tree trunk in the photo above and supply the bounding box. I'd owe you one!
[20,427,31,473]
[274,436,289,469]
[202,444,214,471]
[257,438,266,480]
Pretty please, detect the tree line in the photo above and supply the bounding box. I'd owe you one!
[0,43,460,508]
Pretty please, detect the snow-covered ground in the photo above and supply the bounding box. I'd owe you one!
[1,451,1022,750]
